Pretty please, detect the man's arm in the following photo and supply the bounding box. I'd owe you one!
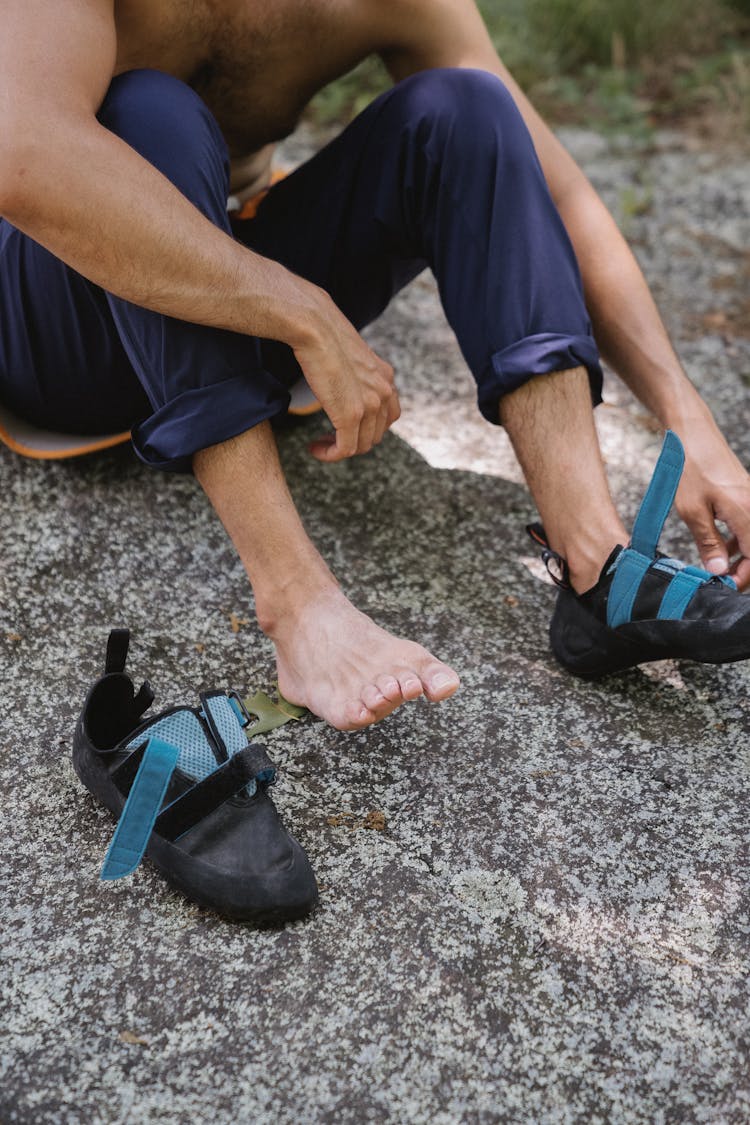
[0,0,398,463]
[372,0,750,586]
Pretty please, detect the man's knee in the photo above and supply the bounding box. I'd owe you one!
[389,67,532,156]
[98,69,229,205]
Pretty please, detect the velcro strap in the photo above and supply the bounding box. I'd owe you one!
[657,570,704,620]
[683,564,713,580]
[607,549,652,628]
[630,430,684,558]
[155,744,276,843]
[100,737,180,881]
[105,628,130,674]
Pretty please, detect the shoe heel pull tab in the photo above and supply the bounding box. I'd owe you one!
[542,549,571,589]
[527,523,571,589]
[527,522,550,549]
[105,628,130,675]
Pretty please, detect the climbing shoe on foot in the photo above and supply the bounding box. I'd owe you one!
[73,630,319,922]
[529,430,750,678]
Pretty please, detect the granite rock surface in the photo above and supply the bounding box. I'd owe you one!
[1,126,750,1124]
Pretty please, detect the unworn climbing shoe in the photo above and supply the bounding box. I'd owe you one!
[73,630,318,922]
[529,430,750,678]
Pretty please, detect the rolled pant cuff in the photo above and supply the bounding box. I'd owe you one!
[477,332,604,424]
[132,375,291,472]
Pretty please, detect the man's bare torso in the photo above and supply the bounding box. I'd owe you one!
[114,0,378,159]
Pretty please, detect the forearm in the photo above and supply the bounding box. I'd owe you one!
[556,180,709,428]
[557,175,750,582]
[0,117,316,347]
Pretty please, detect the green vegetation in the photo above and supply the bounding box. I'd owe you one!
[485,0,750,135]
[306,0,750,138]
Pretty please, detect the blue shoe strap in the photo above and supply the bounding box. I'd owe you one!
[657,570,704,620]
[607,549,652,628]
[630,431,685,558]
[683,564,713,580]
[100,737,180,881]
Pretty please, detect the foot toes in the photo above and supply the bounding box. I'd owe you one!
[340,699,376,729]
[361,683,389,713]
[421,664,460,702]
[397,672,424,701]
[375,675,403,704]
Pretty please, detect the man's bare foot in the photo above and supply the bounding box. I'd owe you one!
[195,424,458,729]
[266,587,460,730]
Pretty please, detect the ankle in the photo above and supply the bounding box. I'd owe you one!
[254,567,340,637]
[551,527,624,595]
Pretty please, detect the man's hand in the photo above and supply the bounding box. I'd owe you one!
[674,413,750,590]
[292,289,400,462]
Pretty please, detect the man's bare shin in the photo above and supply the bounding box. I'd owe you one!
[193,422,336,630]
[500,367,627,593]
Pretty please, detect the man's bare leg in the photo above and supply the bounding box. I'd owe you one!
[500,367,628,593]
[194,422,460,730]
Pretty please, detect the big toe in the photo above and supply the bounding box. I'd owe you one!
[421,663,460,702]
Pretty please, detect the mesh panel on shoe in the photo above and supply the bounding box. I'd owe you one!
[126,710,218,781]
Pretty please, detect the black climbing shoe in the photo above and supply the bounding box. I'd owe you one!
[529,431,750,678]
[73,630,319,922]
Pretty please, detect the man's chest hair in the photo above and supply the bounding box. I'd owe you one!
[115,0,381,141]
[114,0,466,153]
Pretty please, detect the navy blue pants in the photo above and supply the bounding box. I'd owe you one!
[0,67,602,471]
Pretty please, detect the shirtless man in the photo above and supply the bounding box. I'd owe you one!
[2,0,750,729]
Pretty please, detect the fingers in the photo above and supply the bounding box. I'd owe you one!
[682,506,730,576]
[309,425,357,463]
[307,433,336,460]
[294,299,401,462]
[386,388,402,427]
[371,402,391,449]
[368,382,401,449]
[727,508,750,592]
[352,358,397,454]
[356,400,380,456]
[671,429,750,591]
[308,362,400,463]
[729,556,750,591]
[682,506,750,591]
[724,533,750,591]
